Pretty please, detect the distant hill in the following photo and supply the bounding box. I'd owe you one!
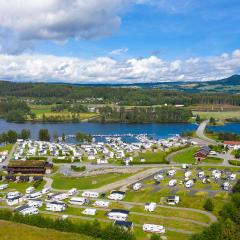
[58,74,240,93]
[1,74,240,93]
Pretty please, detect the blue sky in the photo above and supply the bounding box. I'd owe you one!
[36,0,240,60]
[0,0,240,83]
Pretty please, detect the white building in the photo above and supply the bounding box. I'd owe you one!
[143,224,165,234]
[46,201,67,212]
[144,202,157,212]
[7,196,23,206]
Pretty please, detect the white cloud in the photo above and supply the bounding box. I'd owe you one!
[110,47,129,56]
[0,0,134,52]
[0,50,239,84]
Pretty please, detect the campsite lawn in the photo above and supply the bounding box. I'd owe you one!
[6,180,46,193]
[172,147,199,164]
[133,150,167,164]
[0,220,94,240]
[52,173,132,190]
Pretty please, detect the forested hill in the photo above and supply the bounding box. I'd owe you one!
[0,80,240,106]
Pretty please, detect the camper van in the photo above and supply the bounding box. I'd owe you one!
[133,183,142,191]
[143,224,165,234]
[144,202,157,212]
[168,179,177,187]
[185,180,194,188]
[107,209,129,221]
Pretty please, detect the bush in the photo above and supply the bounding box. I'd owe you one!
[150,234,160,240]
[204,199,214,211]
[71,165,86,172]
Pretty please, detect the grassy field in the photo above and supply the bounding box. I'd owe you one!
[52,172,133,190]
[0,220,94,240]
[133,150,167,164]
[201,157,223,164]
[193,110,240,120]
[0,144,13,152]
[5,180,46,193]
[28,104,98,122]
[172,147,199,164]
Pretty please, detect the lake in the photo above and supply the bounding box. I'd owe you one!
[207,123,240,135]
[0,120,239,142]
[0,119,197,142]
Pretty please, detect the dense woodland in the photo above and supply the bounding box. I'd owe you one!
[0,81,240,106]
[98,106,192,123]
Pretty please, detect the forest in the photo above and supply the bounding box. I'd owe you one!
[0,81,240,106]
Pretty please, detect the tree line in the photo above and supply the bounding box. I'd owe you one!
[0,81,240,106]
[0,129,31,144]
[98,106,192,123]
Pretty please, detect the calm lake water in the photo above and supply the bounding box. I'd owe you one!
[0,119,197,141]
[207,123,240,135]
[0,119,239,142]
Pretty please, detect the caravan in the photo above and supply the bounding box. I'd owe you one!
[168,179,177,187]
[143,224,165,234]
[107,209,129,221]
[144,202,157,212]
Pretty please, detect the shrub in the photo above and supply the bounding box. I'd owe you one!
[204,198,214,211]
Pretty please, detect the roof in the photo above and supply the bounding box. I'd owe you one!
[8,160,46,167]
[111,191,125,195]
[224,141,240,145]
[115,221,133,228]
[15,205,30,212]
[110,209,129,214]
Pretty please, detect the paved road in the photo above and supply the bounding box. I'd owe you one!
[196,120,219,145]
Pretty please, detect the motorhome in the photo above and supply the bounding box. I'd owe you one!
[26,187,35,194]
[198,171,205,178]
[168,170,176,177]
[184,171,192,178]
[107,209,129,221]
[15,205,39,216]
[108,191,125,200]
[222,182,230,191]
[27,199,43,208]
[93,200,110,208]
[82,191,99,198]
[132,183,142,191]
[46,201,67,212]
[168,179,177,187]
[69,197,88,206]
[185,180,194,188]
[167,195,180,205]
[68,188,77,196]
[144,202,157,212]
[143,224,165,234]
[0,184,8,190]
[82,208,96,216]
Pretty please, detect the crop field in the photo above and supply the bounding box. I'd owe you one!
[0,220,94,240]
[192,110,240,120]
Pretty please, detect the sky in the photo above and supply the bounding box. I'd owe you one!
[0,0,240,84]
